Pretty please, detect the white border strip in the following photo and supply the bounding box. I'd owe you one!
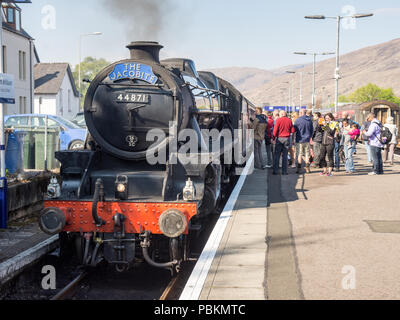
[179,153,254,300]
[0,234,59,285]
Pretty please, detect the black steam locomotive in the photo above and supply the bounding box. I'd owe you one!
[39,42,255,273]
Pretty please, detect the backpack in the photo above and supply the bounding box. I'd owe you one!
[378,124,392,145]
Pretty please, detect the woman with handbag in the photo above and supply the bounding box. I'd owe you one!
[319,113,340,177]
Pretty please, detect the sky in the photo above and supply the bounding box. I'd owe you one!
[19,0,400,71]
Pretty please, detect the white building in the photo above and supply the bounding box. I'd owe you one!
[1,2,35,115]
[33,63,80,120]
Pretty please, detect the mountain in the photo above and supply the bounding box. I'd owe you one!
[206,38,400,107]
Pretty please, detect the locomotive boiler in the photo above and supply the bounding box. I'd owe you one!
[39,41,255,273]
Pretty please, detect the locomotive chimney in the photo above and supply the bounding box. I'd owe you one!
[126,41,163,63]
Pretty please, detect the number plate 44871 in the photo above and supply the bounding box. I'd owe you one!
[116,93,150,103]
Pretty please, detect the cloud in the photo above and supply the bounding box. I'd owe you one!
[373,8,400,16]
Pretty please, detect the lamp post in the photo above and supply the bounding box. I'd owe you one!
[305,13,373,113]
[286,71,303,109]
[78,32,102,108]
[283,81,292,110]
[294,52,334,113]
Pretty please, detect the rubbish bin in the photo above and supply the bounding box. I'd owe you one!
[34,128,59,170]
[22,130,35,169]
[5,132,19,174]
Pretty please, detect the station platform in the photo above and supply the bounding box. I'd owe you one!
[182,147,400,300]
[0,219,58,287]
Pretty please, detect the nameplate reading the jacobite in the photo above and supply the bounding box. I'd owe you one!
[108,63,158,84]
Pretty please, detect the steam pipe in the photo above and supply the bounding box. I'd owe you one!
[92,179,106,226]
[91,242,102,267]
[140,231,178,269]
[142,246,178,269]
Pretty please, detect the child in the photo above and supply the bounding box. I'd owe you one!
[348,124,360,143]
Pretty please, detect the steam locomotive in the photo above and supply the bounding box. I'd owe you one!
[39,41,255,273]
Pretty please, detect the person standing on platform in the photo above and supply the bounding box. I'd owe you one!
[333,113,342,172]
[361,119,372,163]
[250,107,268,170]
[272,110,295,175]
[289,112,299,168]
[263,111,274,168]
[383,116,398,166]
[294,109,314,174]
[270,109,280,164]
[312,112,323,168]
[319,113,340,177]
[341,120,355,174]
[363,113,384,175]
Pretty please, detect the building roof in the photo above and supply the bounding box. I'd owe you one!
[2,22,33,40]
[34,63,79,97]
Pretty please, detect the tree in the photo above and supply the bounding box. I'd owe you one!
[347,83,383,103]
[338,95,350,103]
[72,57,110,108]
[343,83,400,105]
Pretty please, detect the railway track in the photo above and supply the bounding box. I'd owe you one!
[51,271,88,300]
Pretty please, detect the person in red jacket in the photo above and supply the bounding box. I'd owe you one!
[263,110,274,168]
[273,110,295,175]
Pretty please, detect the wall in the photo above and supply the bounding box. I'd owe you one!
[2,28,34,116]
[33,94,56,115]
[56,72,79,120]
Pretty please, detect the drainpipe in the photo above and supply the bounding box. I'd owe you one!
[29,39,33,113]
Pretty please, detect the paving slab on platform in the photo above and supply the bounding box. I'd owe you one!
[199,168,268,300]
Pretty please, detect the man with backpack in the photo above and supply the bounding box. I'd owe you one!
[363,113,391,175]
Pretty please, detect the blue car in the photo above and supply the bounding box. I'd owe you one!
[4,114,87,150]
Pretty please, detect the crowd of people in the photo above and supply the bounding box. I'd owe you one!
[250,107,398,176]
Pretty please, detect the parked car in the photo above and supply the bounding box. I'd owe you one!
[4,114,87,150]
[71,112,86,128]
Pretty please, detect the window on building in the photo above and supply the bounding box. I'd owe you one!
[18,51,26,80]
[2,46,6,73]
[15,8,21,31]
[68,90,71,112]
[19,97,22,114]
[23,52,26,80]
[7,7,15,24]
[59,88,63,115]
[18,96,27,114]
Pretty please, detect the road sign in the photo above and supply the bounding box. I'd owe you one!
[0,73,15,104]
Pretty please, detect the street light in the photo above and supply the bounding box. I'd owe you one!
[283,81,292,108]
[79,32,102,108]
[286,71,303,109]
[305,12,373,113]
[294,52,334,112]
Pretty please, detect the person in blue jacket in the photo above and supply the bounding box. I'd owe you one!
[294,109,314,174]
